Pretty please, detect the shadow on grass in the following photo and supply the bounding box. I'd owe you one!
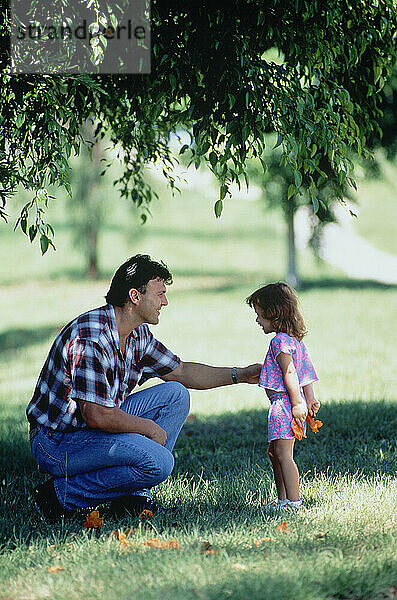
[4,264,397,293]
[141,226,278,243]
[176,400,396,479]
[0,399,395,544]
[174,271,397,296]
[182,276,397,296]
[44,266,262,286]
[301,277,397,291]
[0,325,61,355]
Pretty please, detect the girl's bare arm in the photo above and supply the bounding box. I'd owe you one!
[276,352,307,425]
[302,383,320,416]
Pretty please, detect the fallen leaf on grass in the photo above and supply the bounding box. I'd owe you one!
[253,536,276,546]
[83,510,103,529]
[316,532,328,539]
[276,521,291,533]
[144,537,180,550]
[253,539,261,547]
[47,565,64,573]
[139,509,154,520]
[200,541,212,553]
[110,529,138,548]
[200,541,217,555]
[118,532,132,549]
[111,532,178,551]
[113,531,131,548]
[111,528,138,538]
[111,530,120,539]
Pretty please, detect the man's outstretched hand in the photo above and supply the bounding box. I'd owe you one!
[238,363,262,384]
[162,361,262,390]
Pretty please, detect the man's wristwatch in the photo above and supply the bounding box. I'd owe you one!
[231,366,238,384]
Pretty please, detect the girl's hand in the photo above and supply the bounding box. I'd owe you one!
[292,402,307,425]
[308,398,320,416]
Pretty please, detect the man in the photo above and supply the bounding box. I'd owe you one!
[27,254,260,518]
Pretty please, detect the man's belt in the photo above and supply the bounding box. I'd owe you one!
[29,424,38,442]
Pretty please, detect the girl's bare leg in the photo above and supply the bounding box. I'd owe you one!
[268,441,287,500]
[273,439,300,502]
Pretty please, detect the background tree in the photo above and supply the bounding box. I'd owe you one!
[68,122,105,280]
[248,138,353,289]
[1,1,396,252]
[66,121,147,278]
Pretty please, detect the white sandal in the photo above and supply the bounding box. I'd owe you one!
[263,498,288,510]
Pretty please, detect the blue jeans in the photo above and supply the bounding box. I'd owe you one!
[30,382,190,511]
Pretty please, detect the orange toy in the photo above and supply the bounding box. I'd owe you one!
[291,419,306,440]
[306,414,323,433]
[292,414,324,440]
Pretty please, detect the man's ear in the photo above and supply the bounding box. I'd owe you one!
[128,288,141,305]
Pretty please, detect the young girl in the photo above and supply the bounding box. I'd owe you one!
[247,282,320,511]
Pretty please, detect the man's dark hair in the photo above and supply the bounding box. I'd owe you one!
[105,254,173,307]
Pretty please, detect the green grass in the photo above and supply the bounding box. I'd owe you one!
[352,159,397,255]
[0,170,396,600]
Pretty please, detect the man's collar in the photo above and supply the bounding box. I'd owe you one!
[106,304,120,348]
[106,304,138,349]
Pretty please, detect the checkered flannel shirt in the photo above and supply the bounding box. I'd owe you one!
[27,304,181,432]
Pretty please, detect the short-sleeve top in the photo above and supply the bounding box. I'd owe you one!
[26,304,181,432]
[258,332,318,393]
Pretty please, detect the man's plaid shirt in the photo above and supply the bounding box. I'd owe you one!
[27,304,181,432]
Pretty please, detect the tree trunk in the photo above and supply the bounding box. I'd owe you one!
[87,227,98,280]
[285,205,300,289]
[83,120,102,280]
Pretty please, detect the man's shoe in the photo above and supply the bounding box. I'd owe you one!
[110,494,178,517]
[33,479,74,520]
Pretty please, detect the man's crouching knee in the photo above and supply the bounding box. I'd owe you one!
[146,445,175,487]
[164,380,190,419]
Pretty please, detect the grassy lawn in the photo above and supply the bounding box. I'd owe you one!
[0,172,396,600]
[352,160,397,255]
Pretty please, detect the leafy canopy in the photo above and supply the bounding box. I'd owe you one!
[1,0,396,251]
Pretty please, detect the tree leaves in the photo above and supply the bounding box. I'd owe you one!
[1,0,396,250]
[214,199,223,218]
[288,184,295,200]
[209,151,217,169]
[273,134,283,150]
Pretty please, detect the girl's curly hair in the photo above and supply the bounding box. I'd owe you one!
[246,282,307,341]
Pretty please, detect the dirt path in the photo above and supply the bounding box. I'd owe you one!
[151,163,397,285]
[319,204,397,285]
